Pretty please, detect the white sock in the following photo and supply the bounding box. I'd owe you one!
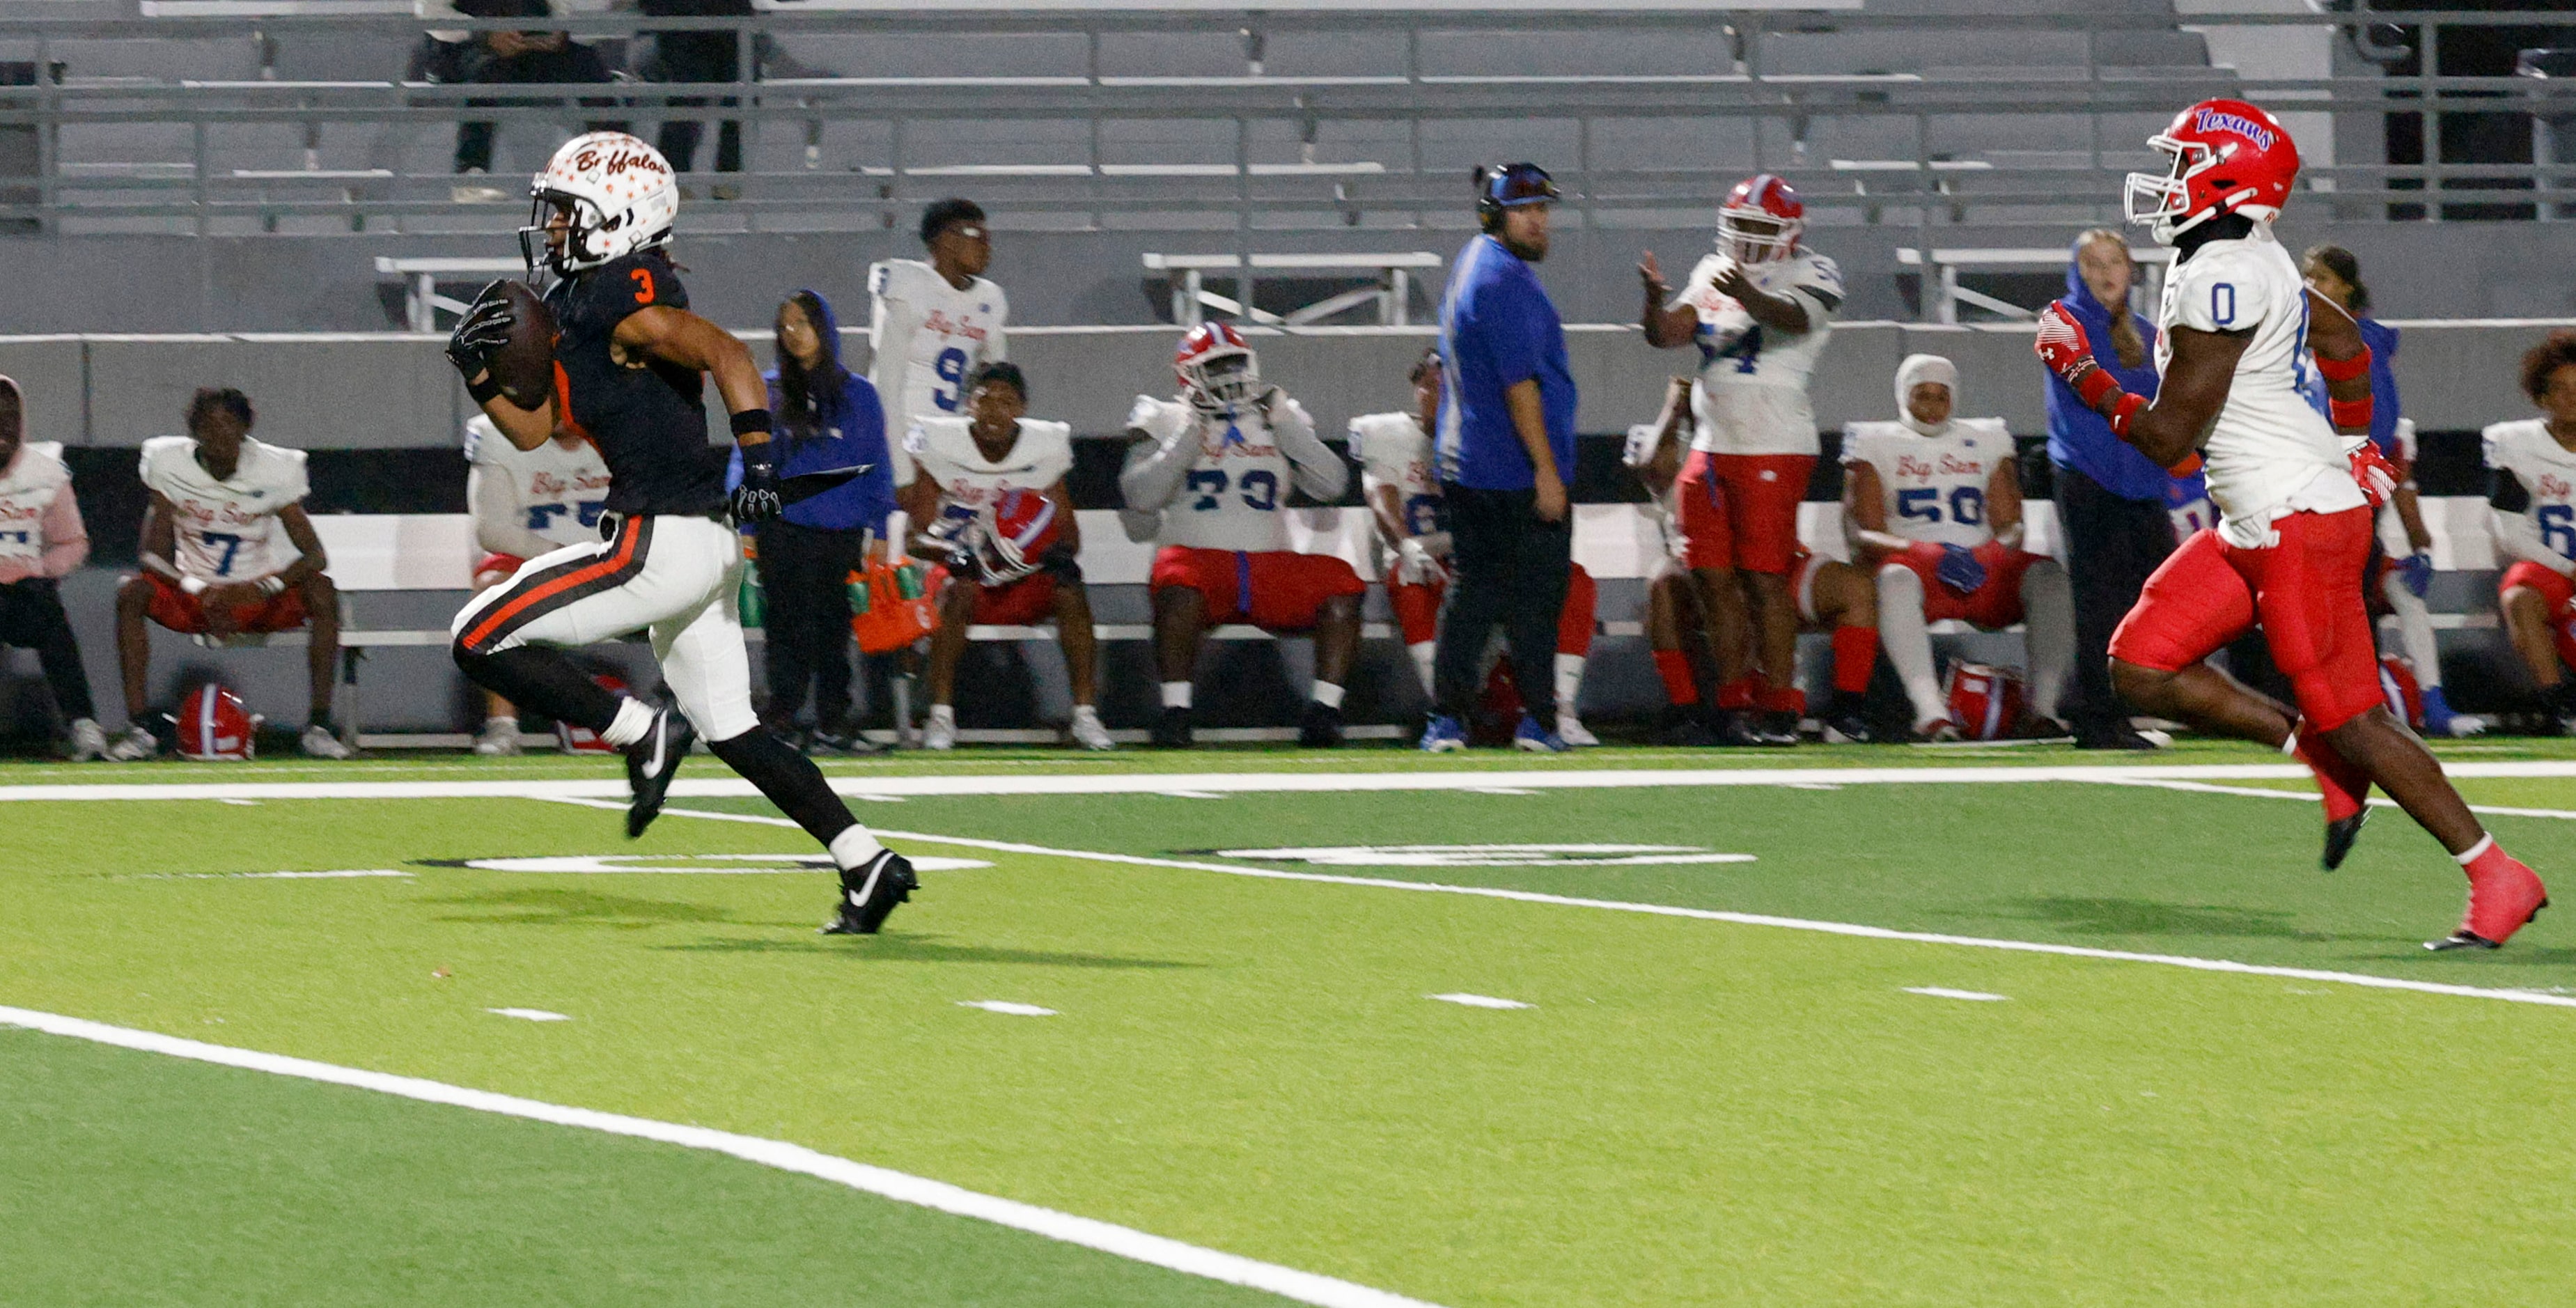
[1554,653,1586,717]
[483,714,517,730]
[1875,566,1946,724]
[828,823,885,872]
[1310,681,1345,710]
[1161,682,1192,709]
[2455,834,2495,867]
[928,703,955,727]
[1407,641,1437,696]
[1072,703,1102,723]
[2020,561,2075,721]
[2385,574,2443,687]
[599,697,655,748]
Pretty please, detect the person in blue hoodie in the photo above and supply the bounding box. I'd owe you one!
[729,289,895,752]
[2045,228,2185,750]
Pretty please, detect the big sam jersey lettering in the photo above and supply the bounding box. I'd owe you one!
[1676,250,1841,456]
[907,415,1073,516]
[1127,395,1316,552]
[2153,226,2363,547]
[1840,419,2013,548]
[139,434,309,580]
[868,259,1008,423]
[0,440,68,566]
[2485,419,2576,564]
[466,415,614,549]
[545,249,724,517]
[1349,412,1442,546]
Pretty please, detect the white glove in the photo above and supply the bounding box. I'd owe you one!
[1394,536,1444,586]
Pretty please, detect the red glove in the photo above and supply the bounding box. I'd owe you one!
[2037,300,2162,460]
[2348,440,2398,509]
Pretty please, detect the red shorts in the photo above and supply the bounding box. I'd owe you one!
[2499,561,2576,671]
[1884,541,2043,629]
[145,573,311,636]
[476,552,528,582]
[1152,546,1365,632]
[1389,562,1596,656]
[1674,450,1816,575]
[2109,511,2382,731]
[971,572,1060,626]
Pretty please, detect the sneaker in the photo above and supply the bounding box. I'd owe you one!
[1754,710,1802,746]
[1297,701,1343,749]
[623,705,694,839]
[820,848,918,935]
[1554,714,1600,748]
[1070,706,1115,751]
[1655,705,1720,747]
[67,717,109,761]
[923,710,957,752]
[102,724,157,762]
[1912,717,1963,744]
[1513,714,1570,754]
[2428,852,2550,951]
[1150,706,1192,749]
[300,724,356,759]
[1820,712,1874,745]
[808,724,882,756]
[474,716,521,756]
[1419,714,1467,753]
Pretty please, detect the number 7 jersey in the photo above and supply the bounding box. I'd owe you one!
[2485,417,2576,564]
[139,433,309,581]
[1840,419,2013,547]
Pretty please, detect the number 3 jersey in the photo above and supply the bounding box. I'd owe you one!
[1674,249,1841,457]
[465,414,614,554]
[139,433,309,581]
[2153,226,2364,548]
[2483,418,2576,567]
[1120,393,1345,553]
[1840,419,2013,548]
[1348,412,1442,561]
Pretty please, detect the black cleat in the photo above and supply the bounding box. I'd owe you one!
[623,705,694,839]
[1655,705,1720,747]
[2423,928,2504,952]
[1150,706,1193,749]
[2321,810,2369,871]
[1755,709,1802,746]
[1710,709,1766,748]
[1297,701,1343,749]
[1820,712,1874,745]
[821,848,918,935]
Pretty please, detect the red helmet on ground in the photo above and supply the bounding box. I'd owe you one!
[1717,174,1804,264]
[976,485,1061,584]
[176,683,258,761]
[2125,98,2300,244]
[1944,662,2027,742]
[2378,655,2426,731]
[1174,321,1260,411]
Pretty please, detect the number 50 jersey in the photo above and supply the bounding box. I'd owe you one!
[2485,417,2576,563]
[1840,418,2014,548]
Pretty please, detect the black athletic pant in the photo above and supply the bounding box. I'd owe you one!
[1433,483,1572,724]
[755,518,868,731]
[2055,465,2178,735]
[648,31,744,174]
[0,577,95,722]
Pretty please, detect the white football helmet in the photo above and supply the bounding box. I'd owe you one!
[520,132,680,277]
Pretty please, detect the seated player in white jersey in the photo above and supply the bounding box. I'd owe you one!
[462,412,614,755]
[901,361,1111,752]
[1352,348,1599,745]
[1639,174,1843,743]
[869,197,1008,495]
[1842,354,2075,740]
[0,375,108,761]
[2040,96,2545,950]
[2485,331,2576,729]
[106,387,349,761]
[1625,375,1881,745]
[1121,322,1365,749]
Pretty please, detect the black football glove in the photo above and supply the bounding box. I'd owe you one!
[731,445,783,524]
[445,283,516,380]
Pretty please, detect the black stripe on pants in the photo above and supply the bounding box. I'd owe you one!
[754,518,869,731]
[2054,465,2178,733]
[0,577,95,722]
[1433,483,1572,724]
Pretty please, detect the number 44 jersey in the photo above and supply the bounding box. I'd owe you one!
[139,433,309,582]
[1121,392,1345,553]
[2485,417,2576,564]
[1840,419,2014,548]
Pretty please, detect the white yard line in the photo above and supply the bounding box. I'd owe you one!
[2089,774,2576,821]
[560,799,2576,1015]
[0,1006,1443,1308]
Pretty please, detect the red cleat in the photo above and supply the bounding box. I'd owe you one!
[2428,844,2550,951]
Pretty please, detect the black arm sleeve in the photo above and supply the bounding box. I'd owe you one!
[2491,467,2532,514]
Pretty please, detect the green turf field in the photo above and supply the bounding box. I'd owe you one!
[5,743,2575,1305]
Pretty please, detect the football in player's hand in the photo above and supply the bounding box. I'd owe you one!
[488,281,557,411]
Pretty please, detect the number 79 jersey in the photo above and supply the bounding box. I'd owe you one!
[2485,417,2576,563]
[1126,394,1313,553]
[1839,419,2012,548]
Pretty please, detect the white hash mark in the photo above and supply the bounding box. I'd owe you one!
[487,1008,572,1022]
[1427,993,1533,1010]
[959,1001,1056,1017]
[1903,987,2009,1002]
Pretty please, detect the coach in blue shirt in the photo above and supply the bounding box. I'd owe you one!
[1423,163,1579,752]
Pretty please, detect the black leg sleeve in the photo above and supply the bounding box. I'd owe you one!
[454,644,621,733]
[708,726,861,847]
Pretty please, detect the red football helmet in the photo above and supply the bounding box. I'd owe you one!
[1717,174,1804,265]
[1174,321,1260,411]
[2378,655,2426,731]
[976,486,1061,584]
[1944,662,2027,742]
[176,683,259,761]
[2125,98,2300,244]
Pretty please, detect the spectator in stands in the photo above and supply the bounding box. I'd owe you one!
[905,362,1110,752]
[730,290,893,754]
[0,376,107,761]
[637,0,753,194]
[462,412,612,755]
[1423,162,1578,754]
[2297,245,2478,736]
[107,388,350,761]
[2484,330,2576,730]
[432,0,624,203]
[871,199,1010,462]
[2045,228,2174,750]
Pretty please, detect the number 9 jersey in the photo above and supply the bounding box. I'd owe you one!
[1840,418,2013,548]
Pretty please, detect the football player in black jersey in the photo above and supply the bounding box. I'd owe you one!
[443,132,914,935]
